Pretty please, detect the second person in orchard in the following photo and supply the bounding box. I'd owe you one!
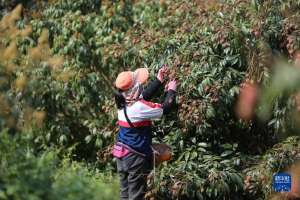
[112,66,177,200]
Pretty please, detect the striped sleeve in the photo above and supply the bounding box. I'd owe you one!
[137,100,163,120]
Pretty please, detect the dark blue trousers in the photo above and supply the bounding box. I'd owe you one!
[116,153,152,200]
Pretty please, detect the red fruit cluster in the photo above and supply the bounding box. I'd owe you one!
[286,35,297,56]
[281,22,300,57]
[215,31,230,48]
[251,27,261,38]
[178,96,203,131]
[205,85,220,103]
[96,144,114,164]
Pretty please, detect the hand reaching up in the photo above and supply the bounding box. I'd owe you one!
[165,80,177,91]
[157,65,169,83]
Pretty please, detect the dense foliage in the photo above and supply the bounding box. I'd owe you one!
[0,130,119,200]
[1,0,300,199]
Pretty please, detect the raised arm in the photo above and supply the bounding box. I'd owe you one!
[142,78,162,101]
[138,80,177,120]
[142,66,168,101]
[161,80,176,114]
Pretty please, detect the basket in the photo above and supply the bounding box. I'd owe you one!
[152,143,172,165]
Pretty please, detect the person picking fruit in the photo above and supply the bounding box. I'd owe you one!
[112,66,177,200]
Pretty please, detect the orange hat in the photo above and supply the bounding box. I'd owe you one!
[115,68,149,90]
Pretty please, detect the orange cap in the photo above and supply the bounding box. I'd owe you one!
[115,68,149,90]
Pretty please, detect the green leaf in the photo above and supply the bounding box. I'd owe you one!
[59,135,67,144]
[85,135,93,144]
[206,106,215,118]
[198,142,208,148]
[220,150,233,157]
[95,138,103,148]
